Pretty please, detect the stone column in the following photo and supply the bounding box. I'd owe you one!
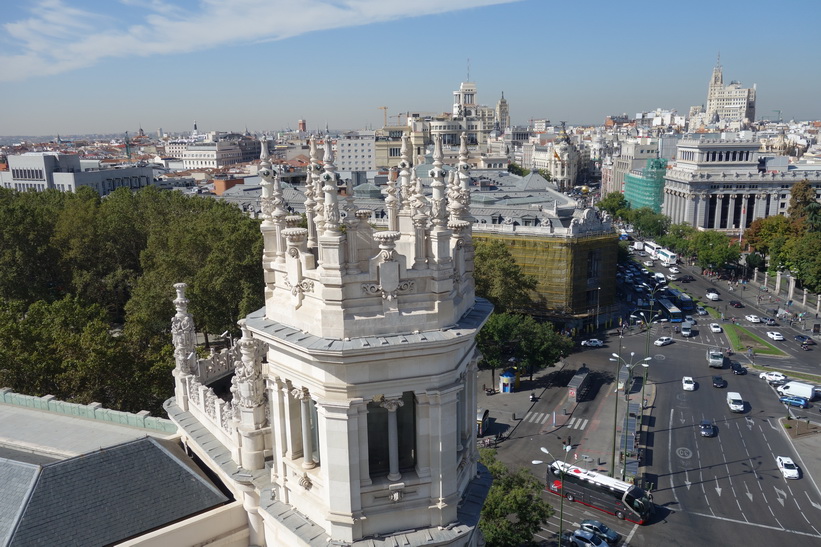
[803,287,808,307]
[684,194,694,226]
[714,195,723,229]
[381,397,404,482]
[788,276,796,301]
[728,194,737,232]
[775,271,782,294]
[753,268,758,284]
[739,194,749,230]
[696,194,707,228]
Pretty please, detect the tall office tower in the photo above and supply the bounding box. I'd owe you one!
[166,134,493,546]
[705,58,756,124]
[298,119,307,132]
[495,92,510,130]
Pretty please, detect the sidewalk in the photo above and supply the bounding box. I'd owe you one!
[476,359,658,487]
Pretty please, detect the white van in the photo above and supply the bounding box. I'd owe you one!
[681,321,693,337]
[727,391,744,412]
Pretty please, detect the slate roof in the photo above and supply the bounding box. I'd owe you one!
[4,437,227,547]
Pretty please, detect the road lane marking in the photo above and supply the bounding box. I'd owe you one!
[688,510,821,538]
[576,418,588,430]
[805,491,821,510]
[565,416,575,427]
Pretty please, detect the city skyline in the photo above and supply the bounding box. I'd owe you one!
[2,0,820,137]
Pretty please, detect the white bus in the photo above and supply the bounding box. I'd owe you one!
[643,241,661,258]
[657,248,677,267]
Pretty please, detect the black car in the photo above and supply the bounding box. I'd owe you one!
[730,361,747,375]
[795,335,816,345]
[712,375,726,388]
[729,300,743,308]
[681,274,695,283]
[700,420,716,437]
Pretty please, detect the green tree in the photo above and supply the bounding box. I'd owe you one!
[517,315,574,380]
[473,240,537,313]
[597,192,630,219]
[476,313,522,387]
[534,168,552,181]
[783,232,821,293]
[478,449,553,547]
[628,207,670,238]
[804,201,821,233]
[508,162,527,176]
[657,224,696,256]
[691,231,741,270]
[788,178,816,219]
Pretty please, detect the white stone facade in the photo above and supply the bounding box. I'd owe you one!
[662,136,821,230]
[167,134,492,546]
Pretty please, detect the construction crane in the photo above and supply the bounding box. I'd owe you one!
[773,110,782,123]
[378,106,388,127]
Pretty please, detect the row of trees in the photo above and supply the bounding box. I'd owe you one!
[745,179,821,291]
[0,186,264,414]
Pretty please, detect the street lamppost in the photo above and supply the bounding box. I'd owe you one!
[640,361,650,418]
[533,444,573,545]
[608,351,630,478]
[611,352,651,481]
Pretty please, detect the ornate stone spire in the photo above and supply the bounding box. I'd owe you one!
[171,283,196,374]
[259,137,274,220]
[303,138,318,248]
[310,136,325,236]
[398,134,413,207]
[428,135,447,228]
[321,135,341,234]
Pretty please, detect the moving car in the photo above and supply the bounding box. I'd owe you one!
[654,336,673,346]
[699,420,716,437]
[685,315,696,324]
[705,291,720,301]
[779,395,810,409]
[666,273,678,281]
[709,323,723,333]
[681,274,695,283]
[760,371,787,383]
[682,376,696,391]
[696,306,708,316]
[745,314,761,323]
[668,266,680,273]
[567,528,605,547]
[766,331,784,341]
[581,339,604,347]
[579,520,620,545]
[795,335,815,345]
[729,300,743,308]
[762,317,777,326]
[776,456,800,479]
[643,260,654,267]
[712,375,726,388]
[730,361,747,375]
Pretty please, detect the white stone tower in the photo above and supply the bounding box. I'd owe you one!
[166,133,492,546]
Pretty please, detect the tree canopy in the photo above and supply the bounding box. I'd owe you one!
[597,192,630,219]
[473,240,538,313]
[628,207,670,239]
[691,230,741,270]
[0,187,264,414]
[478,448,553,546]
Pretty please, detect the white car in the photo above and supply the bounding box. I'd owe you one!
[643,260,654,267]
[666,274,678,281]
[581,339,604,347]
[745,314,761,323]
[760,371,787,383]
[776,456,800,479]
[668,266,680,274]
[709,323,722,333]
[682,376,696,391]
[654,336,673,346]
[705,292,720,301]
[696,306,708,316]
[766,331,784,341]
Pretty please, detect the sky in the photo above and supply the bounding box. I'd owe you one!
[1,0,820,137]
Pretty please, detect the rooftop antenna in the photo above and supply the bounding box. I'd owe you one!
[467,58,470,81]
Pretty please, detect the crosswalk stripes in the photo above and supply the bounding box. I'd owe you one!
[522,412,589,430]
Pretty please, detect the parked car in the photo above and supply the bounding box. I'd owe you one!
[567,529,605,546]
[766,331,784,341]
[682,376,696,391]
[581,339,604,347]
[666,274,678,281]
[745,314,761,323]
[760,371,787,383]
[579,520,620,545]
[696,306,708,316]
[654,336,673,346]
[795,335,815,345]
[729,300,743,308]
[709,323,723,333]
[712,375,726,388]
[779,395,810,409]
[731,361,747,375]
[699,420,716,437]
[776,456,800,479]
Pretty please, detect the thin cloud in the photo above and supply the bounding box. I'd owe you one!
[0,0,519,82]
